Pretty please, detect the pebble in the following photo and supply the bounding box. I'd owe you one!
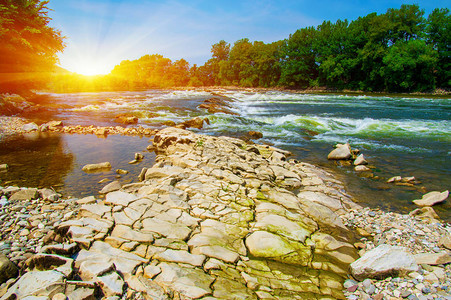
[341,207,451,299]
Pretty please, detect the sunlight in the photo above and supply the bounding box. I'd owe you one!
[62,56,114,76]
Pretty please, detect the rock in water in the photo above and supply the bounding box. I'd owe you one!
[0,164,8,172]
[350,244,418,281]
[0,253,18,284]
[327,144,352,160]
[354,154,368,165]
[412,190,449,206]
[23,122,39,132]
[99,181,121,194]
[82,162,112,173]
[355,165,371,172]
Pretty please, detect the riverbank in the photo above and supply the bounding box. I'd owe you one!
[0,127,450,299]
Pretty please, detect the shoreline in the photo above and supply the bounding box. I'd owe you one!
[0,126,450,299]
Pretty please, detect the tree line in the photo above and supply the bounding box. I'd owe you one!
[1,1,449,94]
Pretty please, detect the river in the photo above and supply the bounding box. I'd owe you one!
[0,89,449,220]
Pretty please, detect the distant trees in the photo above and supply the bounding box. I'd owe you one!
[47,4,450,93]
[0,0,65,94]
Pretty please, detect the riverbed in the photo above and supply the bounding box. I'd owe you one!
[0,89,449,220]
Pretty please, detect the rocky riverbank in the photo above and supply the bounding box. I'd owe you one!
[0,127,450,300]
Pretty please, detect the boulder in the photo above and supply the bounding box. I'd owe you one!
[413,190,449,206]
[179,117,205,130]
[0,253,18,284]
[327,144,352,160]
[350,244,418,281]
[81,162,112,173]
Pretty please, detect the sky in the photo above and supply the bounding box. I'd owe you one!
[47,0,450,75]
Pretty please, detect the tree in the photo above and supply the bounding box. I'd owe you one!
[0,0,65,94]
[426,8,450,89]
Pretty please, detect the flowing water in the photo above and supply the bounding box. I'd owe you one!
[0,89,450,220]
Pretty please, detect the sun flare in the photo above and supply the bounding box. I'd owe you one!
[60,53,116,76]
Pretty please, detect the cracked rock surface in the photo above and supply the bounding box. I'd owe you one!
[1,127,361,299]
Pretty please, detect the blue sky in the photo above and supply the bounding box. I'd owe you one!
[47,0,450,75]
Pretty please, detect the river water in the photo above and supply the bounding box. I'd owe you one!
[0,89,450,220]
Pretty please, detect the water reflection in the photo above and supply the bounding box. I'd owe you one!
[0,132,155,197]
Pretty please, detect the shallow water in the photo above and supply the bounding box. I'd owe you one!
[1,89,450,220]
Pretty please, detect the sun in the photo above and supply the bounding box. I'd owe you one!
[59,52,117,76]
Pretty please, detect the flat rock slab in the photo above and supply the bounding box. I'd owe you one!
[413,190,449,206]
[414,252,451,265]
[1,270,65,299]
[350,244,418,281]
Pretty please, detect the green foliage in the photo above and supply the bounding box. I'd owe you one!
[0,0,65,94]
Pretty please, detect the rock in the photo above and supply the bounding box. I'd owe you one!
[350,244,418,281]
[1,270,65,299]
[0,253,18,284]
[438,235,451,250]
[414,252,451,265]
[23,122,39,132]
[198,102,239,116]
[52,293,67,300]
[355,165,371,172]
[153,249,206,267]
[354,154,368,165]
[9,188,39,201]
[116,169,129,175]
[39,188,60,201]
[248,131,263,139]
[135,153,144,161]
[179,117,205,130]
[0,164,8,172]
[81,162,112,173]
[99,181,121,194]
[96,271,124,297]
[27,253,74,277]
[413,190,449,206]
[387,176,402,183]
[409,207,440,221]
[115,113,138,124]
[327,143,352,160]
[105,191,137,207]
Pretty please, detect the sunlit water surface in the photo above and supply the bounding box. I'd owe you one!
[0,90,449,220]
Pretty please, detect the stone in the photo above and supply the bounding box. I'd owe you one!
[413,190,449,206]
[439,235,451,250]
[27,253,74,277]
[0,253,18,284]
[0,164,8,172]
[1,270,65,299]
[153,249,206,267]
[350,244,418,281]
[9,188,39,201]
[327,144,352,160]
[111,224,154,243]
[141,218,192,240]
[409,207,440,221]
[354,154,368,165]
[52,293,67,300]
[179,117,205,130]
[79,260,116,281]
[115,113,138,124]
[105,191,138,206]
[97,271,124,297]
[99,181,121,194]
[414,252,451,265]
[116,169,129,175]
[23,122,39,132]
[355,165,371,172]
[387,176,402,183]
[154,262,214,299]
[81,162,112,173]
[248,131,263,139]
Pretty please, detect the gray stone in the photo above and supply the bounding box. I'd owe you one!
[413,190,449,206]
[350,244,418,281]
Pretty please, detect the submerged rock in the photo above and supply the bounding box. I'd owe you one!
[81,162,112,173]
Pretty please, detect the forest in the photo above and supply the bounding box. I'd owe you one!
[1,1,450,94]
